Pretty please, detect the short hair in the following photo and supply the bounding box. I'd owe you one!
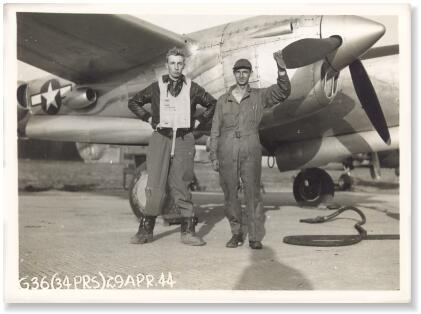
[166,47,186,62]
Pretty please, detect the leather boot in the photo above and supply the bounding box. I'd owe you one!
[130,216,156,244]
[180,217,206,246]
[249,240,263,250]
[226,233,244,248]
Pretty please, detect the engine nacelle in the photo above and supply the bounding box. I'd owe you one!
[260,60,341,131]
[16,77,74,115]
[17,82,30,122]
[275,127,399,172]
[17,77,99,117]
[63,87,97,110]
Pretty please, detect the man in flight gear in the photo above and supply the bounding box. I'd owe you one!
[128,47,216,246]
[209,52,291,249]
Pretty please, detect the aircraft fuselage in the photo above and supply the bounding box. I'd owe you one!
[22,15,399,171]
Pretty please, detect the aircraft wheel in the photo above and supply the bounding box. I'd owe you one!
[338,173,353,191]
[128,164,174,220]
[75,143,108,162]
[293,168,334,206]
[128,163,147,220]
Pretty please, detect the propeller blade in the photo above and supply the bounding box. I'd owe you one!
[282,36,342,69]
[349,59,391,145]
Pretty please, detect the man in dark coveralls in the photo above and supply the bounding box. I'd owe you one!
[128,47,216,246]
[209,52,291,249]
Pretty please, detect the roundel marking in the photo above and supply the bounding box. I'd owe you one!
[40,79,62,115]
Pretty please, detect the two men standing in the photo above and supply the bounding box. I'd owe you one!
[128,47,290,249]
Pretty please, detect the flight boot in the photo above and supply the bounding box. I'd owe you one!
[226,233,244,248]
[130,216,156,244]
[180,217,206,246]
[249,240,263,250]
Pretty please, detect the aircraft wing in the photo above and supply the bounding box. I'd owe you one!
[17,13,187,84]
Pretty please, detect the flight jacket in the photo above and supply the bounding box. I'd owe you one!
[128,74,216,132]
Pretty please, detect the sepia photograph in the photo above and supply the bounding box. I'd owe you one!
[3,3,411,303]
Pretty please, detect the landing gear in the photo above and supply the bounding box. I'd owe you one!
[293,168,334,207]
[128,163,148,220]
[369,152,381,180]
[128,165,176,221]
[338,173,354,191]
[128,163,199,227]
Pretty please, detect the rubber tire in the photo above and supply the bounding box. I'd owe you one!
[128,163,147,221]
[293,168,334,207]
[128,164,174,221]
[338,173,353,191]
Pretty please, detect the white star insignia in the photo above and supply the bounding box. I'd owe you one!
[41,82,59,110]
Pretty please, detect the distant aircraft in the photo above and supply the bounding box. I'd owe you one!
[16,13,399,216]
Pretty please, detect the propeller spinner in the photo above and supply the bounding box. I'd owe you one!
[281,16,390,145]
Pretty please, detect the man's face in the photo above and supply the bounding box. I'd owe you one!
[166,55,185,79]
[234,68,251,86]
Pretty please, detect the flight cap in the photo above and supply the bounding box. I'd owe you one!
[233,59,252,71]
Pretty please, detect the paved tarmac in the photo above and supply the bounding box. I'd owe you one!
[18,187,400,291]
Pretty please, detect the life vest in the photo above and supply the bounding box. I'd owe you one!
[158,76,191,129]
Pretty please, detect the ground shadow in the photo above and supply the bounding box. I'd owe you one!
[193,192,297,239]
[195,205,226,238]
[153,226,182,241]
[234,246,313,290]
[386,212,400,220]
[18,188,398,244]
[353,178,399,190]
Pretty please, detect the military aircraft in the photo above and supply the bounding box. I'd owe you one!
[16,13,399,217]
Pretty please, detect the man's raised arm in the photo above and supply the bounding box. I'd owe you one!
[263,51,291,108]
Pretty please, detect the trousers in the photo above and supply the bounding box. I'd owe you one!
[218,133,266,241]
[143,131,196,217]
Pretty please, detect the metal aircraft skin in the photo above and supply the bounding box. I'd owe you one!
[17,13,399,206]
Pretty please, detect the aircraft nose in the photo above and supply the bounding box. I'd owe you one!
[321,15,385,71]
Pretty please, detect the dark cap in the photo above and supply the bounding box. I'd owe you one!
[233,59,252,71]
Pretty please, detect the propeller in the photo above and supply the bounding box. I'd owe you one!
[349,59,391,145]
[282,36,342,69]
[281,36,391,145]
